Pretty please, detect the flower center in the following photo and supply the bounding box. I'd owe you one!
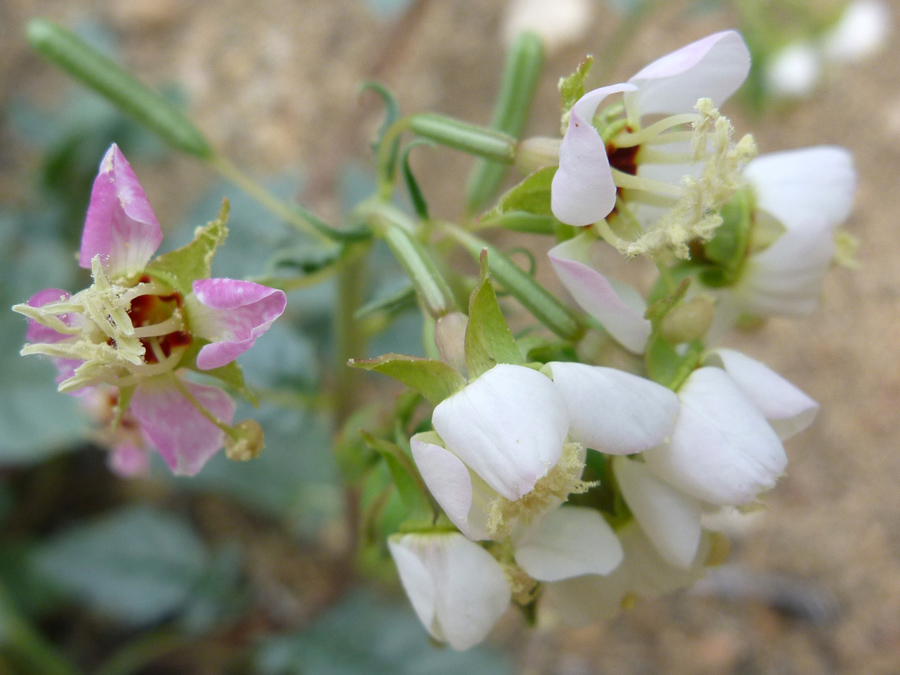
[487,442,592,538]
[598,99,757,260]
[16,256,190,392]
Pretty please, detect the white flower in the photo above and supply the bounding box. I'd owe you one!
[642,353,817,506]
[546,520,713,625]
[388,532,511,651]
[712,146,856,324]
[551,31,754,259]
[823,0,892,64]
[411,362,678,539]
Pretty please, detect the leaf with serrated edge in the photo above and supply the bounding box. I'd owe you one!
[465,251,524,378]
[349,355,465,405]
[146,200,230,296]
[559,55,594,132]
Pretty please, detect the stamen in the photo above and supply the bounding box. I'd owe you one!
[130,312,184,339]
[10,304,80,336]
[611,169,683,198]
[613,113,699,148]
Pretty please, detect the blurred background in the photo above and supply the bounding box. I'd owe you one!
[1,0,899,673]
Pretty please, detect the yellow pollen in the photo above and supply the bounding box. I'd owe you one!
[487,442,593,537]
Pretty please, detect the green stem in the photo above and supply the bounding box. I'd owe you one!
[439,223,583,341]
[0,585,81,675]
[94,630,187,675]
[209,156,369,244]
[333,242,371,561]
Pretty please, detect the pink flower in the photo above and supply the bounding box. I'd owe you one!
[13,144,285,476]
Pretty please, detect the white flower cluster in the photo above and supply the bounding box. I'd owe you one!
[384,29,856,650]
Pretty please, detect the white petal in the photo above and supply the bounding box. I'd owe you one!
[613,457,702,569]
[432,364,567,501]
[501,0,593,55]
[619,521,711,596]
[551,83,638,226]
[737,218,835,317]
[547,362,678,454]
[823,0,892,63]
[711,350,819,440]
[545,564,630,626]
[548,236,650,353]
[744,147,856,232]
[764,43,822,98]
[625,30,750,119]
[514,506,623,582]
[643,367,787,506]
[411,436,483,540]
[388,533,511,651]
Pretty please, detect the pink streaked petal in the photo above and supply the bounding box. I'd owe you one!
[551,83,638,226]
[548,236,650,353]
[25,288,73,343]
[743,147,856,232]
[711,349,819,440]
[626,30,750,118]
[130,377,235,476]
[107,443,151,478]
[79,144,162,277]
[190,279,287,370]
[546,362,678,454]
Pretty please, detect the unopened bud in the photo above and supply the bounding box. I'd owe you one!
[225,419,265,461]
[434,311,469,376]
[661,297,715,344]
[514,136,561,174]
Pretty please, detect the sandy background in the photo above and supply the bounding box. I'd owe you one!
[2,0,899,672]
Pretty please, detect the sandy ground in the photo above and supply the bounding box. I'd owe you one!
[2,0,900,672]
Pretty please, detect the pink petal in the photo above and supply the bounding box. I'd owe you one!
[548,236,650,353]
[130,377,236,476]
[24,288,73,343]
[107,443,151,478]
[551,83,638,226]
[79,144,162,277]
[190,279,287,370]
[625,30,750,118]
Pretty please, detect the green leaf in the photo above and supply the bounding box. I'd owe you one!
[477,211,558,235]
[362,433,432,520]
[180,339,257,405]
[146,199,230,295]
[33,506,209,626]
[703,189,751,275]
[349,354,465,405]
[486,165,558,219]
[559,55,594,131]
[401,140,434,220]
[255,591,514,675]
[465,252,524,378]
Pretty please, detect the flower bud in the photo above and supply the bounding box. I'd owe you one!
[515,136,561,174]
[661,297,714,344]
[433,311,468,375]
[225,419,266,461]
